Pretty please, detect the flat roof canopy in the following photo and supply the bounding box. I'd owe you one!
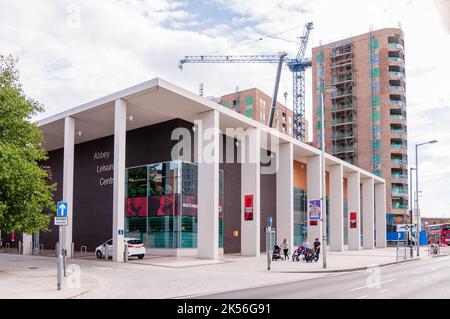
[38,77,384,184]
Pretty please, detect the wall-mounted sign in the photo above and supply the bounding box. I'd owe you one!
[244,195,254,221]
[350,212,357,229]
[309,199,321,221]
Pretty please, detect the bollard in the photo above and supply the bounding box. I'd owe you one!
[71,242,74,259]
[124,244,129,263]
[18,241,22,254]
[105,244,109,260]
[404,241,407,260]
[63,249,67,277]
[57,254,62,290]
[40,244,44,255]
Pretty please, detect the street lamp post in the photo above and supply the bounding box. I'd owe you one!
[415,140,437,256]
[409,167,416,225]
[320,85,337,269]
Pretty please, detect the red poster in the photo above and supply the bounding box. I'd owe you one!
[350,212,357,229]
[126,197,147,217]
[244,195,254,221]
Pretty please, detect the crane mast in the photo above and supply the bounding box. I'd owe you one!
[178,22,313,141]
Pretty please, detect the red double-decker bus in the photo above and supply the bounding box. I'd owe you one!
[426,223,450,246]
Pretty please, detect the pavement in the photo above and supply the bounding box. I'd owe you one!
[0,246,447,299]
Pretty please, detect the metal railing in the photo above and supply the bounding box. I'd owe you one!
[388,57,404,63]
[389,100,405,106]
[391,159,407,164]
[388,42,404,49]
[332,146,355,153]
[392,188,408,195]
[332,77,353,84]
[391,144,407,149]
[333,117,354,125]
[389,86,405,91]
[332,104,353,112]
[390,114,405,120]
[333,132,354,139]
[334,90,353,97]
[391,129,406,134]
[392,204,408,209]
[389,71,404,78]
[392,173,408,179]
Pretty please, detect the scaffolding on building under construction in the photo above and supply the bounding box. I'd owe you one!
[330,41,357,165]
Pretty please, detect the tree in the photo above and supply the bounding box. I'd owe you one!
[0,55,55,234]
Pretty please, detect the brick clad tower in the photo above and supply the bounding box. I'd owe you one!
[312,28,408,227]
[220,88,304,139]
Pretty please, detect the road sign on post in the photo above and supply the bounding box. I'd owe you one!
[55,201,68,226]
[56,201,68,290]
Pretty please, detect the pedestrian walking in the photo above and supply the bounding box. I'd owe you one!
[313,238,321,261]
[280,238,289,260]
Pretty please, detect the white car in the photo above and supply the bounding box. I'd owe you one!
[95,238,145,259]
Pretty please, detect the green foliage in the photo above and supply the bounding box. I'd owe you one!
[0,55,55,234]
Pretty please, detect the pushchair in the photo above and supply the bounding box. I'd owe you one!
[272,245,282,261]
[292,248,301,262]
[304,248,318,263]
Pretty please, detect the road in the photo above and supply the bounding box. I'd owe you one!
[196,255,450,299]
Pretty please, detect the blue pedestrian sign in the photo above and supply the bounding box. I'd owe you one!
[57,201,68,217]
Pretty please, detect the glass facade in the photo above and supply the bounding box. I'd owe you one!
[294,189,349,247]
[125,161,223,249]
[293,188,307,246]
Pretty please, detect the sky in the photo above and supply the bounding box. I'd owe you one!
[0,0,449,217]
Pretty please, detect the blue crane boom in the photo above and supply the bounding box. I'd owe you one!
[178,22,313,141]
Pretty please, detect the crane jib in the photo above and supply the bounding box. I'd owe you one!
[178,22,314,141]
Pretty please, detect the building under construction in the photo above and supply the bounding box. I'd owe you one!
[219,88,309,140]
[312,28,408,227]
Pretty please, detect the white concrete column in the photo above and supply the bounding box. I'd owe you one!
[375,182,387,248]
[329,164,344,251]
[22,234,32,255]
[276,143,294,250]
[307,155,321,244]
[362,178,375,249]
[197,110,220,260]
[112,99,127,262]
[241,128,260,256]
[63,116,75,257]
[347,172,361,250]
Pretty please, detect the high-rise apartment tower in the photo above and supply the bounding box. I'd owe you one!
[312,28,408,226]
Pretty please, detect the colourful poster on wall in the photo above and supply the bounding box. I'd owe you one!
[244,195,254,221]
[350,212,357,229]
[126,197,147,217]
[148,194,177,216]
[309,199,321,221]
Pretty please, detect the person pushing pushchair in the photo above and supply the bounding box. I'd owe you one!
[292,239,310,262]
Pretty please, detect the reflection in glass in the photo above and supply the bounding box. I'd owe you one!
[125,161,223,250]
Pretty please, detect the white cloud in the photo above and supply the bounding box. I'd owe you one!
[1,0,449,216]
